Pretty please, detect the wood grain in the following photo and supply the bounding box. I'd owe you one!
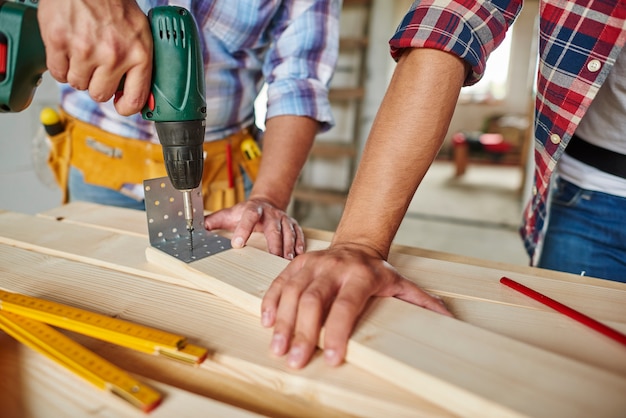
[6,206,626,417]
[41,201,626,287]
[7,209,626,376]
[65,204,624,377]
[0,223,451,417]
[145,243,626,418]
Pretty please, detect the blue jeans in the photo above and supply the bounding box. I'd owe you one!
[538,177,626,283]
[68,167,146,211]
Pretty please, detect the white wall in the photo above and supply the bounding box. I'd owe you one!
[0,74,62,214]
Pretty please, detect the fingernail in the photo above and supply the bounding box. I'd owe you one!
[324,349,340,366]
[297,245,304,254]
[287,252,294,260]
[261,310,272,327]
[233,237,244,248]
[114,90,123,103]
[271,334,286,355]
[287,345,304,368]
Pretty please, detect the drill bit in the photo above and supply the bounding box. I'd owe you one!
[181,190,194,251]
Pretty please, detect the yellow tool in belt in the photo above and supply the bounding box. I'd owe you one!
[0,290,209,412]
[240,138,262,182]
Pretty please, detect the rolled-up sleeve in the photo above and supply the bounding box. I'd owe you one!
[390,0,521,85]
[263,0,341,132]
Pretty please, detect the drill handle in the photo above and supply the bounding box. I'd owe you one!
[141,6,206,124]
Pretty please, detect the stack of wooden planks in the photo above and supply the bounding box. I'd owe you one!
[0,201,624,417]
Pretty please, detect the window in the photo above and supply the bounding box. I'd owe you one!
[458,33,513,103]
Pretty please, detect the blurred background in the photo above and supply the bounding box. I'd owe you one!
[0,0,540,266]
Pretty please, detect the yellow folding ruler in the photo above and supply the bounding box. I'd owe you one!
[0,289,208,412]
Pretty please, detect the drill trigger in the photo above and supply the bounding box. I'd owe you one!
[148,92,155,111]
[0,34,7,81]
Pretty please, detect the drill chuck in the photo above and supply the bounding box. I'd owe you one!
[155,119,205,191]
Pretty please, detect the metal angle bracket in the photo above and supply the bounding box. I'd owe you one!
[144,177,231,263]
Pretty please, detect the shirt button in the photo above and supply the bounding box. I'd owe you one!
[532,186,537,196]
[550,134,561,144]
[587,59,601,72]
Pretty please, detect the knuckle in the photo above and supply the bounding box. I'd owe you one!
[87,88,101,100]
[299,289,324,307]
[281,278,303,295]
[332,296,360,314]
[90,90,113,103]
[124,94,147,110]
[71,39,93,60]
[293,331,317,346]
[271,274,288,288]
[48,69,67,83]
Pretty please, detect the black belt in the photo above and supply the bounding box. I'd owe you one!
[565,134,626,179]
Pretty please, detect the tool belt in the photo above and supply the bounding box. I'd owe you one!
[46,109,261,212]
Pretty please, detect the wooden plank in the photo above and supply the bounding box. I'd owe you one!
[36,203,626,321]
[39,201,150,237]
[41,201,626,286]
[16,207,626,375]
[387,251,626,322]
[10,211,624,414]
[144,246,626,418]
[448,298,626,377]
[0,223,451,416]
[38,201,273,253]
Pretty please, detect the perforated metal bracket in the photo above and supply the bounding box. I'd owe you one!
[144,177,231,263]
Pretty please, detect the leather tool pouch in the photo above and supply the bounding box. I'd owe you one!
[46,110,72,203]
[46,109,260,211]
[201,128,256,213]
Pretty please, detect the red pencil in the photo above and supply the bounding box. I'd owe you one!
[500,277,626,347]
[225,142,234,188]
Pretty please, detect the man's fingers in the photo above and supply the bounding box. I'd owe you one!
[260,275,283,328]
[286,281,336,369]
[204,210,227,231]
[321,279,373,366]
[209,200,304,260]
[264,217,284,257]
[65,50,97,91]
[45,49,69,83]
[294,223,306,256]
[281,216,297,260]
[113,65,151,115]
[395,280,453,317]
[230,204,262,248]
[87,65,126,103]
[268,269,307,356]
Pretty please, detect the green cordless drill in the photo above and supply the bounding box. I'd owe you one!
[0,1,206,236]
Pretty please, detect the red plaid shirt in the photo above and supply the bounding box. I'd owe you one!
[390,0,626,263]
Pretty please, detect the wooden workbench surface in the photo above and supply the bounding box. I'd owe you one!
[0,202,624,417]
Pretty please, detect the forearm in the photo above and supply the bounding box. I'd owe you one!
[333,48,468,258]
[249,115,318,210]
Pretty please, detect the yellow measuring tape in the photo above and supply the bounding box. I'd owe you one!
[0,290,209,412]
